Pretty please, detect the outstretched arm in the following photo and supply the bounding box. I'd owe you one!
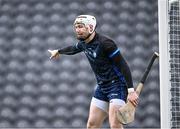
[58,45,82,55]
[48,43,83,59]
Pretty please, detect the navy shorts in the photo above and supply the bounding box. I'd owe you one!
[93,80,128,102]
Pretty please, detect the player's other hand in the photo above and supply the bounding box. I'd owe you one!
[48,49,60,59]
[127,91,139,107]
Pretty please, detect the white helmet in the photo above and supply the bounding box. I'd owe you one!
[74,15,96,34]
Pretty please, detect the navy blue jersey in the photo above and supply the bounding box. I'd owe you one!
[58,33,133,88]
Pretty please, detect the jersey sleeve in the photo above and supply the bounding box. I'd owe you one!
[102,40,134,90]
[102,39,119,58]
[58,42,83,55]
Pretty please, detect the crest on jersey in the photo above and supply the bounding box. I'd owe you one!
[93,52,97,58]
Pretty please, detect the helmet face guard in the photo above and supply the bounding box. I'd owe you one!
[74,15,96,34]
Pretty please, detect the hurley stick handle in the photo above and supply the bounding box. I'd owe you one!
[140,52,159,84]
[135,83,144,96]
[136,52,159,96]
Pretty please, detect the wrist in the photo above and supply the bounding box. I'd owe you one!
[58,49,61,54]
[128,88,135,93]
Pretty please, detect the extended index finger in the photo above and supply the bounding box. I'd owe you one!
[48,50,52,53]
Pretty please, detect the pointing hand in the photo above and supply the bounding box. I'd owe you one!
[48,49,60,59]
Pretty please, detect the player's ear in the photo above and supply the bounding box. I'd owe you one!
[89,24,94,33]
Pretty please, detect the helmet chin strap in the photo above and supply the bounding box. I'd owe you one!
[85,33,92,40]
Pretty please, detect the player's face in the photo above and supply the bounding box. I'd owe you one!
[74,23,90,40]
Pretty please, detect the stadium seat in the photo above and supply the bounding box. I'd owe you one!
[17,107,34,121]
[19,95,37,108]
[74,94,91,106]
[70,117,86,127]
[37,95,55,108]
[34,119,49,128]
[52,118,67,128]
[0,107,16,123]
[5,75,21,90]
[55,94,72,108]
[143,116,160,128]
[0,120,11,128]
[53,106,70,121]
[16,119,31,128]
[35,107,53,123]
[2,95,18,109]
